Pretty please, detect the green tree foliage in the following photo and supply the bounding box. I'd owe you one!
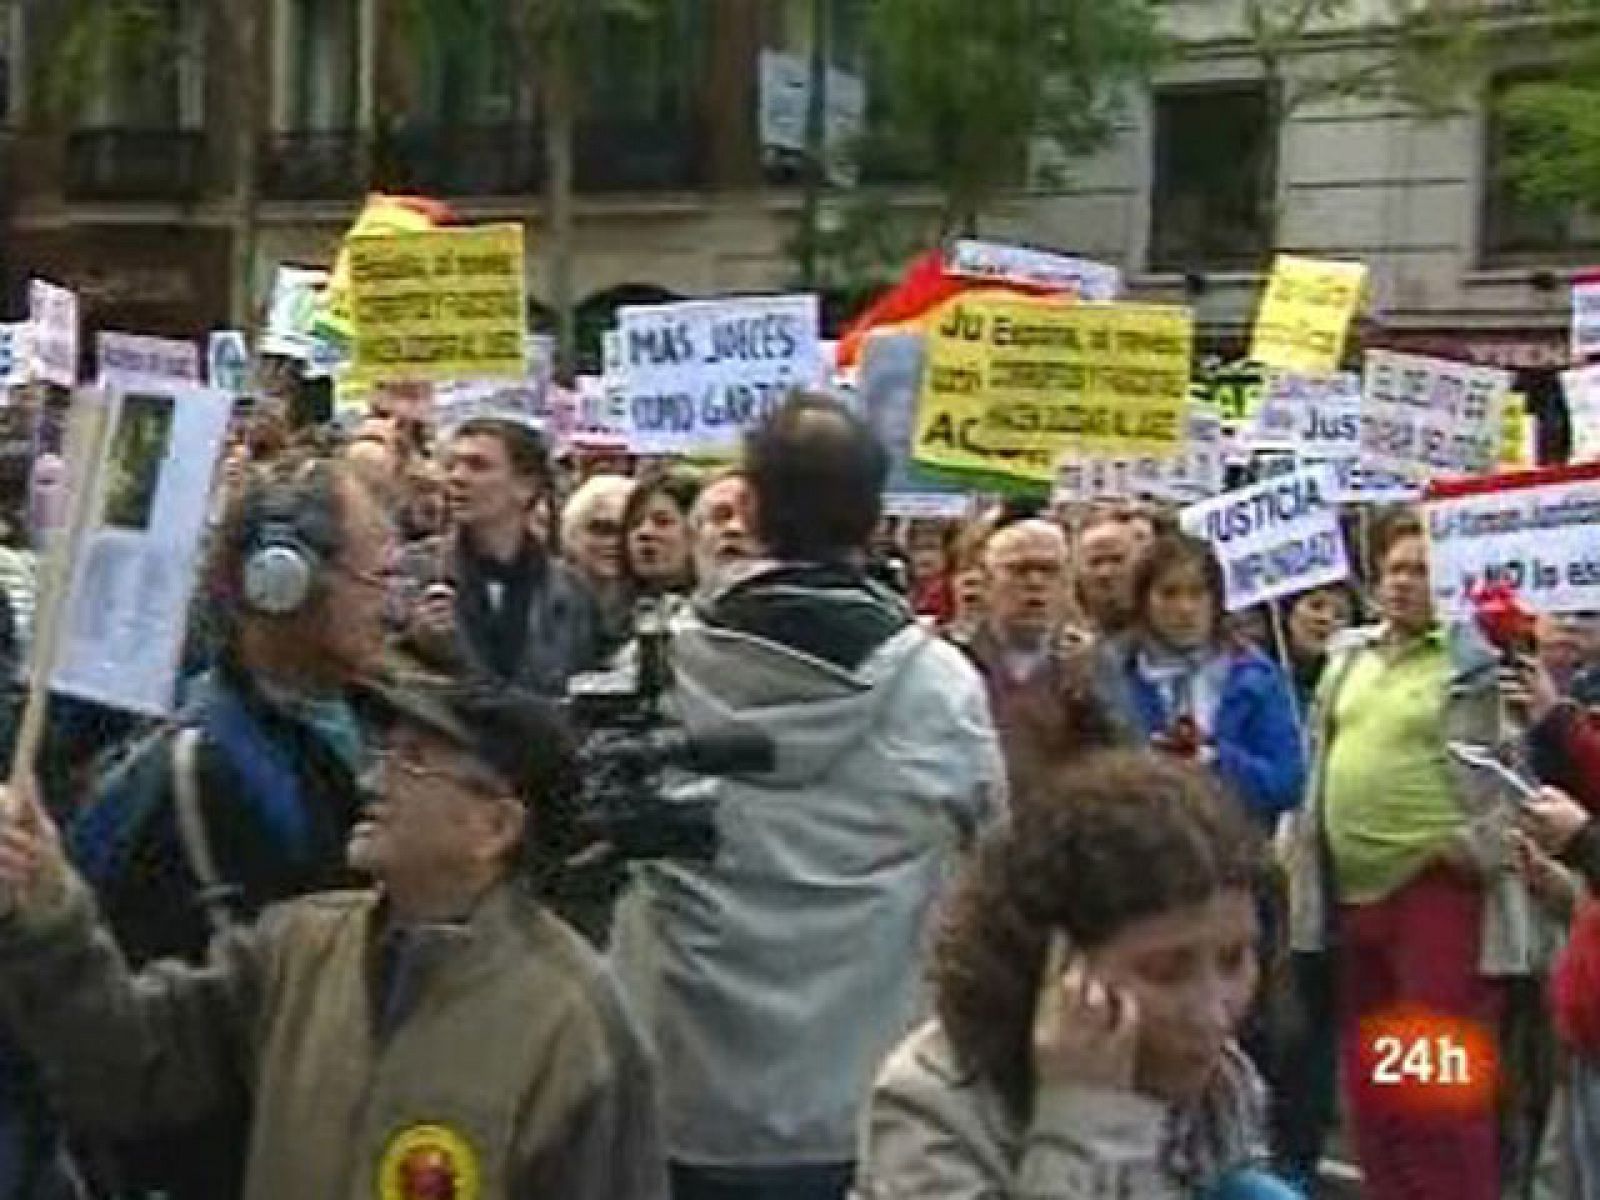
[863,0,1163,236]
[1494,2,1600,210]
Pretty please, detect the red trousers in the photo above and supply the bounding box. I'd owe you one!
[1338,868,1505,1200]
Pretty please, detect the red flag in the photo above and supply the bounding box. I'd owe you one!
[837,250,1070,369]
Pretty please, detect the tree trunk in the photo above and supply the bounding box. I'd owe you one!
[541,36,577,380]
[221,0,263,333]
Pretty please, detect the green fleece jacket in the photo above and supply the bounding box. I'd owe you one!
[0,878,667,1200]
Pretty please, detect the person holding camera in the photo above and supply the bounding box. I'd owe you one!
[609,393,1005,1200]
[0,679,666,1200]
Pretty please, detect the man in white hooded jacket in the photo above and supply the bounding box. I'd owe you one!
[610,393,1006,1200]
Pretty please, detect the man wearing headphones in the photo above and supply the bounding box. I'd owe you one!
[0,681,667,1200]
[398,417,602,699]
[64,451,392,1200]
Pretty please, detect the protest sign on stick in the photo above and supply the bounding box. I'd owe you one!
[1424,462,1600,616]
[7,391,115,800]
[1360,350,1510,481]
[49,379,231,719]
[1179,464,1349,612]
[618,294,823,456]
[347,224,528,385]
[913,295,1193,488]
[1249,256,1366,376]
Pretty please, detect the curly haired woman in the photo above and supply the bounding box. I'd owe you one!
[856,750,1291,1200]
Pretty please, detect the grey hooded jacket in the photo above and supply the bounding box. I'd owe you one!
[609,564,1006,1166]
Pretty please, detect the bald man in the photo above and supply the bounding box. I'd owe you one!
[952,519,1117,801]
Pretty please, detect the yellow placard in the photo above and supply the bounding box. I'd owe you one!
[1500,392,1532,468]
[347,224,528,385]
[912,294,1193,487]
[317,196,447,351]
[1249,255,1367,376]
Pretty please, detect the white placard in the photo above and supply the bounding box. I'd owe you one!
[0,323,32,388]
[208,330,250,394]
[28,279,79,388]
[1563,364,1600,464]
[618,294,823,456]
[946,240,1122,302]
[1180,464,1350,611]
[260,265,330,362]
[1055,407,1225,504]
[1360,350,1510,481]
[434,379,545,437]
[1574,278,1600,364]
[97,332,200,384]
[1250,371,1362,451]
[572,374,632,451]
[1425,464,1600,616]
[52,379,232,716]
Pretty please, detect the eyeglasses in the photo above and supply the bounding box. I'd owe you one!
[585,519,622,538]
[991,560,1066,582]
[372,744,509,799]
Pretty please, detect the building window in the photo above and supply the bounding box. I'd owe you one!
[1149,83,1275,273]
[1482,70,1600,266]
[287,0,358,132]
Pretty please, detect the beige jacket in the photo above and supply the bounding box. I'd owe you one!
[854,1022,1265,1200]
[0,878,666,1200]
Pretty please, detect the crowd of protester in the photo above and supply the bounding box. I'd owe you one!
[0,387,1591,1200]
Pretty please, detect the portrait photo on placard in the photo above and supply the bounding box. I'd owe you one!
[104,392,175,531]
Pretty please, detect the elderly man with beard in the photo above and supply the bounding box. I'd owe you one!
[0,681,666,1200]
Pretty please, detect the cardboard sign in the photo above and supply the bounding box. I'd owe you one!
[946,240,1122,302]
[617,294,823,456]
[28,280,79,388]
[347,223,528,385]
[97,332,200,384]
[1425,462,1600,616]
[1360,350,1510,481]
[1249,256,1366,376]
[913,295,1193,487]
[1180,464,1350,611]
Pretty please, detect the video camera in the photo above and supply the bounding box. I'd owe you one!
[564,599,774,865]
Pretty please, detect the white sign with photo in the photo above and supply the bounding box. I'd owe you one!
[261,266,331,362]
[52,380,232,716]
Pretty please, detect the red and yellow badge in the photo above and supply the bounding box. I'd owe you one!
[378,1123,481,1200]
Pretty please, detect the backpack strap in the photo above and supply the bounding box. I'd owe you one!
[170,727,240,939]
